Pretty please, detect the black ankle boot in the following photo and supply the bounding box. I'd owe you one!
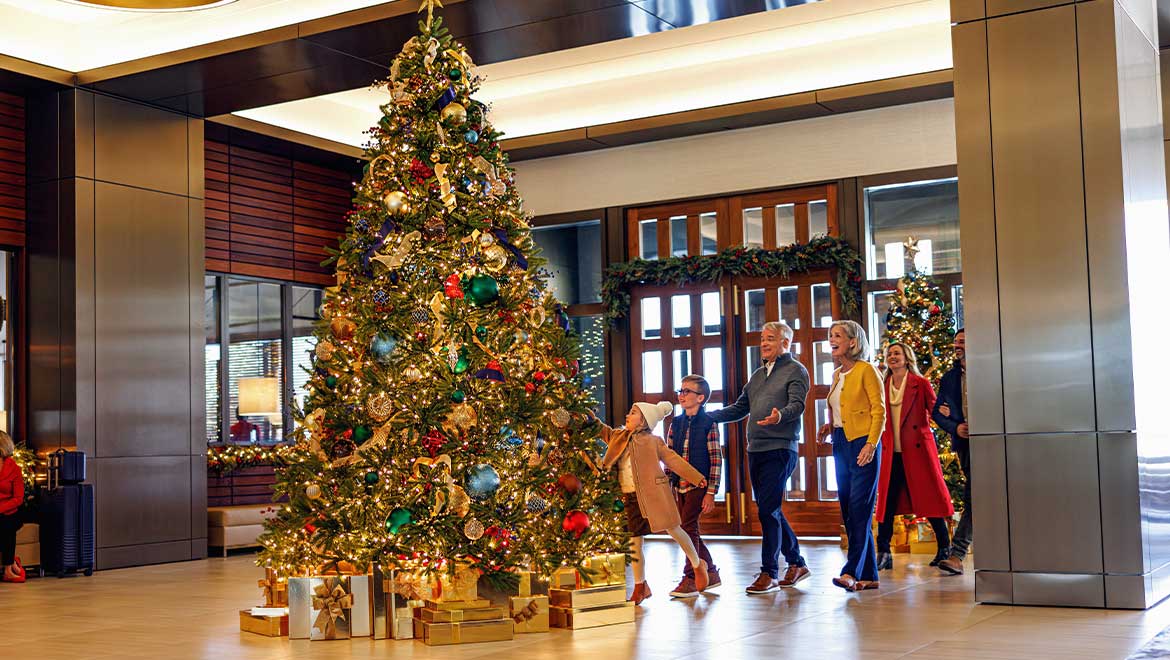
[930,546,950,567]
[877,552,893,571]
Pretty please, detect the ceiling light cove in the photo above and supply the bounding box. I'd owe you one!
[61,0,238,10]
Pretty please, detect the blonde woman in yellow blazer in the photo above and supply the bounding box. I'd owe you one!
[817,320,886,592]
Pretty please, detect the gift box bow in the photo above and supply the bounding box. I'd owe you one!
[513,599,542,623]
[387,572,429,601]
[312,580,354,636]
[258,576,287,604]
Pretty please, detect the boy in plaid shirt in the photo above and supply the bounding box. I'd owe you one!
[666,374,723,597]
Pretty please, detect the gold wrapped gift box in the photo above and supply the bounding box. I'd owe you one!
[433,563,480,602]
[425,598,491,611]
[510,595,550,634]
[413,617,515,645]
[420,605,505,623]
[549,584,626,609]
[239,610,288,637]
[550,601,635,630]
[580,553,626,587]
[477,571,533,606]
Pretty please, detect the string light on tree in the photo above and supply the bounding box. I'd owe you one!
[255,3,627,581]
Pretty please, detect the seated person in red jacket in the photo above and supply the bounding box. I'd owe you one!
[229,409,258,443]
[0,431,25,583]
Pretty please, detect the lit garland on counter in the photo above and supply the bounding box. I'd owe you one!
[207,444,296,477]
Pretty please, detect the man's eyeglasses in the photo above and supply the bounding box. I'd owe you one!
[676,388,702,397]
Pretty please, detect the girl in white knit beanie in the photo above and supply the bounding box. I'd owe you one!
[596,401,710,605]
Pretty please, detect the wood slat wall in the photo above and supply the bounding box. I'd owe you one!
[205,140,352,286]
[207,464,285,507]
[0,91,25,248]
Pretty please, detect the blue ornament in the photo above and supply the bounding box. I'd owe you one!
[370,333,397,362]
[354,218,370,233]
[373,290,390,306]
[465,463,501,499]
[465,129,479,144]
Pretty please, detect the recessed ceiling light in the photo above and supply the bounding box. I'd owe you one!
[59,0,239,11]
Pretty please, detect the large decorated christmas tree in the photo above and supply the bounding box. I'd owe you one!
[258,1,627,582]
[881,241,965,507]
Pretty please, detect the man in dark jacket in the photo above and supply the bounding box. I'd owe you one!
[931,328,969,575]
[709,321,810,594]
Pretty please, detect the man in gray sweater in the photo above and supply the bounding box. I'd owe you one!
[709,320,810,594]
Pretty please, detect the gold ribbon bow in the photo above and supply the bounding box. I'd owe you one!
[258,572,287,607]
[512,599,541,623]
[371,230,420,271]
[388,572,428,601]
[471,156,506,197]
[424,37,440,67]
[312,579,354,639]
[413,454,467,516]
[434,163,457,210]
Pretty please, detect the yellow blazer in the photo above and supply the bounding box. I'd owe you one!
[829,361,886,446]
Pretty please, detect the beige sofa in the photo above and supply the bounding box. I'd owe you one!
[15,523,39,570]
[208,505,278,557]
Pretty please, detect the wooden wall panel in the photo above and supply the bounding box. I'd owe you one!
[204,139,351,286]
[0,91,25,247]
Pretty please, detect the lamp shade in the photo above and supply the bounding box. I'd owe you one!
[238,377,280,416]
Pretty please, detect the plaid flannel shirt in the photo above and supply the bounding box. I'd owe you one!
[666,415,722,496]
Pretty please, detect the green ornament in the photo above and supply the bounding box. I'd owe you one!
[454,354,470,375]
[448,68,462,81]
[475,325,488,340]
[386,508,413,534]
[451,389,466,403]
[324,375,339,389]
[466,274,500,306]
[612,499,625,513]
[364,471,379,485]
[353,425,373,443]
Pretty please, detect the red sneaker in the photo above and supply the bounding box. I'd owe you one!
[3,564,25,583]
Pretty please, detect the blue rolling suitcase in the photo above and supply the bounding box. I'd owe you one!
[40,484,95,578]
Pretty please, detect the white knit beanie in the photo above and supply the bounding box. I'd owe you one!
[633,401,674,432]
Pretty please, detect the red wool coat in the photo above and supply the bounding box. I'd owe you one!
[875,373,954,520]
[0,456,24,516]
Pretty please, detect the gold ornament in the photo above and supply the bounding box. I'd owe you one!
[315,341,336,361]
[330,317,356,341]
[477,232,495,248]
[483,244,509,272]
[463,517,484,540]
[404,366,423,383]
[306,484,322,500]
[382,190,410,215]
[550,408,571,429]
[448,486,471,518]
[365,392,395,422]
[440,102,467,124]
[443,403,478,435]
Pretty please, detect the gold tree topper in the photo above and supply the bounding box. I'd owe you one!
[418,0,443,23]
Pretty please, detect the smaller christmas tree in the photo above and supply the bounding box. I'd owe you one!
[881,237,964,507]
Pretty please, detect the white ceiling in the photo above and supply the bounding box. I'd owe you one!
[0,0,397,71]
[233,0,952,148]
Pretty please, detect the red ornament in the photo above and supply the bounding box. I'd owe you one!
[562,510,590,538]
[524,382,536,394]
[415,330,428,342]
[304,523,317,534]
[930,304,941,315]
[533,371,546,382]
[423,430,445,457]
[557,474,582,495]
[444,274,464,298]
[570,360,580,377]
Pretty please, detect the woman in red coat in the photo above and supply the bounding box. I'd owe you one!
[876,343,954,571]
[0,431,25,583]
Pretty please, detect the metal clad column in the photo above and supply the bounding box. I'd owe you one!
[951,0,1170,608]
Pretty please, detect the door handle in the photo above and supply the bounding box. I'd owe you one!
[733,284,740,316]
[739,492,746,524]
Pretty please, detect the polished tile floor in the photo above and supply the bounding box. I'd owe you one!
[2,539,1168,659]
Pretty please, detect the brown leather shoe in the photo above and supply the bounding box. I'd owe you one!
[745,572,782,594]
[851,580,880,592]
[669,577,698,598]
[832,574,857,591]
[705,569,722,590]
[938,555,964,575]
[630,581,653,605]
[779,564,810,587]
